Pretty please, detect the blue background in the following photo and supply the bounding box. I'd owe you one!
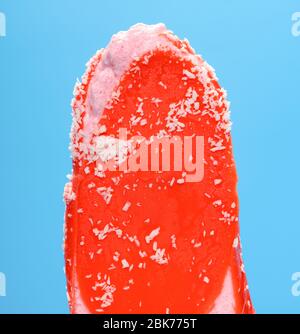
[0,0,299,314]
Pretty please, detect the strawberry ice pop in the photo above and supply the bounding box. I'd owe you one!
[64,23,254,314]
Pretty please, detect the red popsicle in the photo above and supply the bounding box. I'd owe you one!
[64,23,254,314]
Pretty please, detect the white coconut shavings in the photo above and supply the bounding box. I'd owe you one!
[63,182,76,204]
[203,276,210,284]
[145,227,160,244]
[121,259,130,269]
[208,137,226,152]
[96,186,113,204]
[177,178,185,184]
[158,81,167,89]
[150,247,169,265]
[122,201,131,212]
[183,69,196,79]
[165,87,201,132]
[219,210,236,225]
[95,136,131,164]
[113,252,120,262]
[99,281,116,309]
[139,250,147,258]
[93,223,122,241]
[151,97,162,107]
[88,182,96,189]
[232,237,239,248]
[214,179,222,185]
[171,234,177,249]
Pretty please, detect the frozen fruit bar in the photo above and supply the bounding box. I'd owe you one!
[64,23,254,314]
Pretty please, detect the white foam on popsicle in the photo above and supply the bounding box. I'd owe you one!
[84,23,198,135]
